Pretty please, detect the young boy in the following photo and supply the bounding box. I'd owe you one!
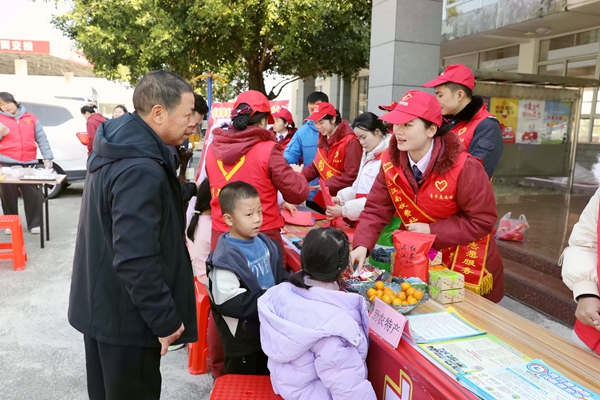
[206,181,289,375]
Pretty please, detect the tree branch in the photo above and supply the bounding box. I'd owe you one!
[267,76,302,100]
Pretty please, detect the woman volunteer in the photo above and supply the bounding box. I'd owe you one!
[297,102,361,212]
[350,90,504,303]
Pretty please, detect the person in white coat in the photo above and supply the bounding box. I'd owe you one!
[325,112,390,221]
[561,156,600,354]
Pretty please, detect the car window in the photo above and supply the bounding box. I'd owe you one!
[20,102,74,127]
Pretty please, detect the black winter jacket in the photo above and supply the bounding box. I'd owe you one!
[68,112,197,347]
[206,233,289,358]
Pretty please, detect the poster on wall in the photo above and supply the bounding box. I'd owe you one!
[490,98,519,144]
[543,100,571,144]
[516,99,545,145]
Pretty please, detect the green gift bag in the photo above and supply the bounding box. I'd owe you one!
[368,216,402,271]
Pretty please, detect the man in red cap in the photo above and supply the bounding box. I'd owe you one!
[423,64,502,178]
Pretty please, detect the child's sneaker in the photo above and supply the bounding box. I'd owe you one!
[30,227,40,234]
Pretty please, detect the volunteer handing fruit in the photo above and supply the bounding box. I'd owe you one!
[350,90,505,303]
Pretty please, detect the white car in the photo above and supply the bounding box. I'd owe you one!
[19,97,89,198]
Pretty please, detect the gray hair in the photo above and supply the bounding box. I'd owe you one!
[133,70,193,116]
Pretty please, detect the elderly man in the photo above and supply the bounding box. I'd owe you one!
[68,70,198,400]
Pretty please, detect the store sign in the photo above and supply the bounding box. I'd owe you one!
[0,39,50,54]
[370,298,413,348]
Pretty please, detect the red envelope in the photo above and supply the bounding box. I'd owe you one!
[319,179,335,207]
[281,210,315,226]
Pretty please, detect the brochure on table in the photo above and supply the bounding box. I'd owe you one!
[458,359,600,400]
[418,334,530,375]
[406,307,486,343]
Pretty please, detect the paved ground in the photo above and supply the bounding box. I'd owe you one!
[0,181,572,399]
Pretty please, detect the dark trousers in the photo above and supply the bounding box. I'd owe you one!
[224,350,269,376]
[0,183,42,230]
[84,335,162,400]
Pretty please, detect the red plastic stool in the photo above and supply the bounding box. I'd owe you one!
[188,277,211,375]
[210,375,284,399]
[0,215,27,271]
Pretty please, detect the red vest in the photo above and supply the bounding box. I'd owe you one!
[205,141,283,233]
[382,150,494,296]
[312,134,357,180]
[0,112,38,162]
[452,104,496,149]
[573,204,600,353]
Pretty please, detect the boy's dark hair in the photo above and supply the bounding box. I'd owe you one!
[0,92,19,108]
[133,70,193,116]
[187,178,211,241]
[441,82,473,100]
[231,103,269,131]
[194,93,209,115]
[306,91,329,105]
[289,228,349,290]
[353,112,387,136]
[219,181,260,215]
[80,105,97,114]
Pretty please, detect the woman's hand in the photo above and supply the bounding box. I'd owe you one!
[43,160,53,169]
[332,196,341,205]
[350,246,368,273]
[325,204,343,219]
[576,296,600,330]
[0,125,9,137]
[290,164,303,173]
[309,185,320,191]
[406,222,431,234]
[282,202,297,216]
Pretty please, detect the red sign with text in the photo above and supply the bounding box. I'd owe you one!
[0,39,50,54]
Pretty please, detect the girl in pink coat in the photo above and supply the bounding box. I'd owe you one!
[258,228,376,400]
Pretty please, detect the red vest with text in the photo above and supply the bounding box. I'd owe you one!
[573,204,600,353]
[452,104,496,149]
[205,141,283,233]
[0,112,38,162]
[313,134,357,180]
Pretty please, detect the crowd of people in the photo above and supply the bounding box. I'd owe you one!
[58,63,598,400]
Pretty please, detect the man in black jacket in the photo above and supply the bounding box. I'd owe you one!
[68,70,197,400]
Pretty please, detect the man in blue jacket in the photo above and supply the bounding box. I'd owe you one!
[284,91,329,209]
[68,70,197,399]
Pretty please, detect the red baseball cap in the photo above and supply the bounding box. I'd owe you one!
[305,102,337,121]
[378,101,398,111]
[272,108,294,124]
[423,64,475,90]
[379,90,442,127]
[233,90,274,124]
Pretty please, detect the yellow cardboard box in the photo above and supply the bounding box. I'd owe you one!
[429,286,465,304]
[428,269,464,290]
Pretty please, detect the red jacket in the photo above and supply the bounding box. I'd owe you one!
[302,120,362,195]
[87,113,107,155]
[270,127,297,151]
[206,125,309,233]
[354,132,504,303]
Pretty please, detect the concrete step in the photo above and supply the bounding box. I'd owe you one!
[497,239,562,280]
[503,258,576,326]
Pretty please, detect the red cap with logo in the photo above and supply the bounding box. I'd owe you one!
[379,90,442,127]
[232,90,274,124]
[378,101,399,111]
[305,102,337,121]
[272,108,294,124]
[422,64,475,90]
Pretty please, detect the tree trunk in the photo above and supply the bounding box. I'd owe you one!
[247,60,267,97]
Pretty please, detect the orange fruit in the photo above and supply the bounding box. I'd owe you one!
[374,281,385,290]
[413,289,424,300]
[401,282,411,292]
[383,288,395,296]
[369,295,377,301]
[396,291,407,301]
[401,301,409,306]
[376,290,383,298]
[406,287,415,297]
[367,288,377,298]
[407,296,418,305]
[392,298,402,306]
[382,294,392,304]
